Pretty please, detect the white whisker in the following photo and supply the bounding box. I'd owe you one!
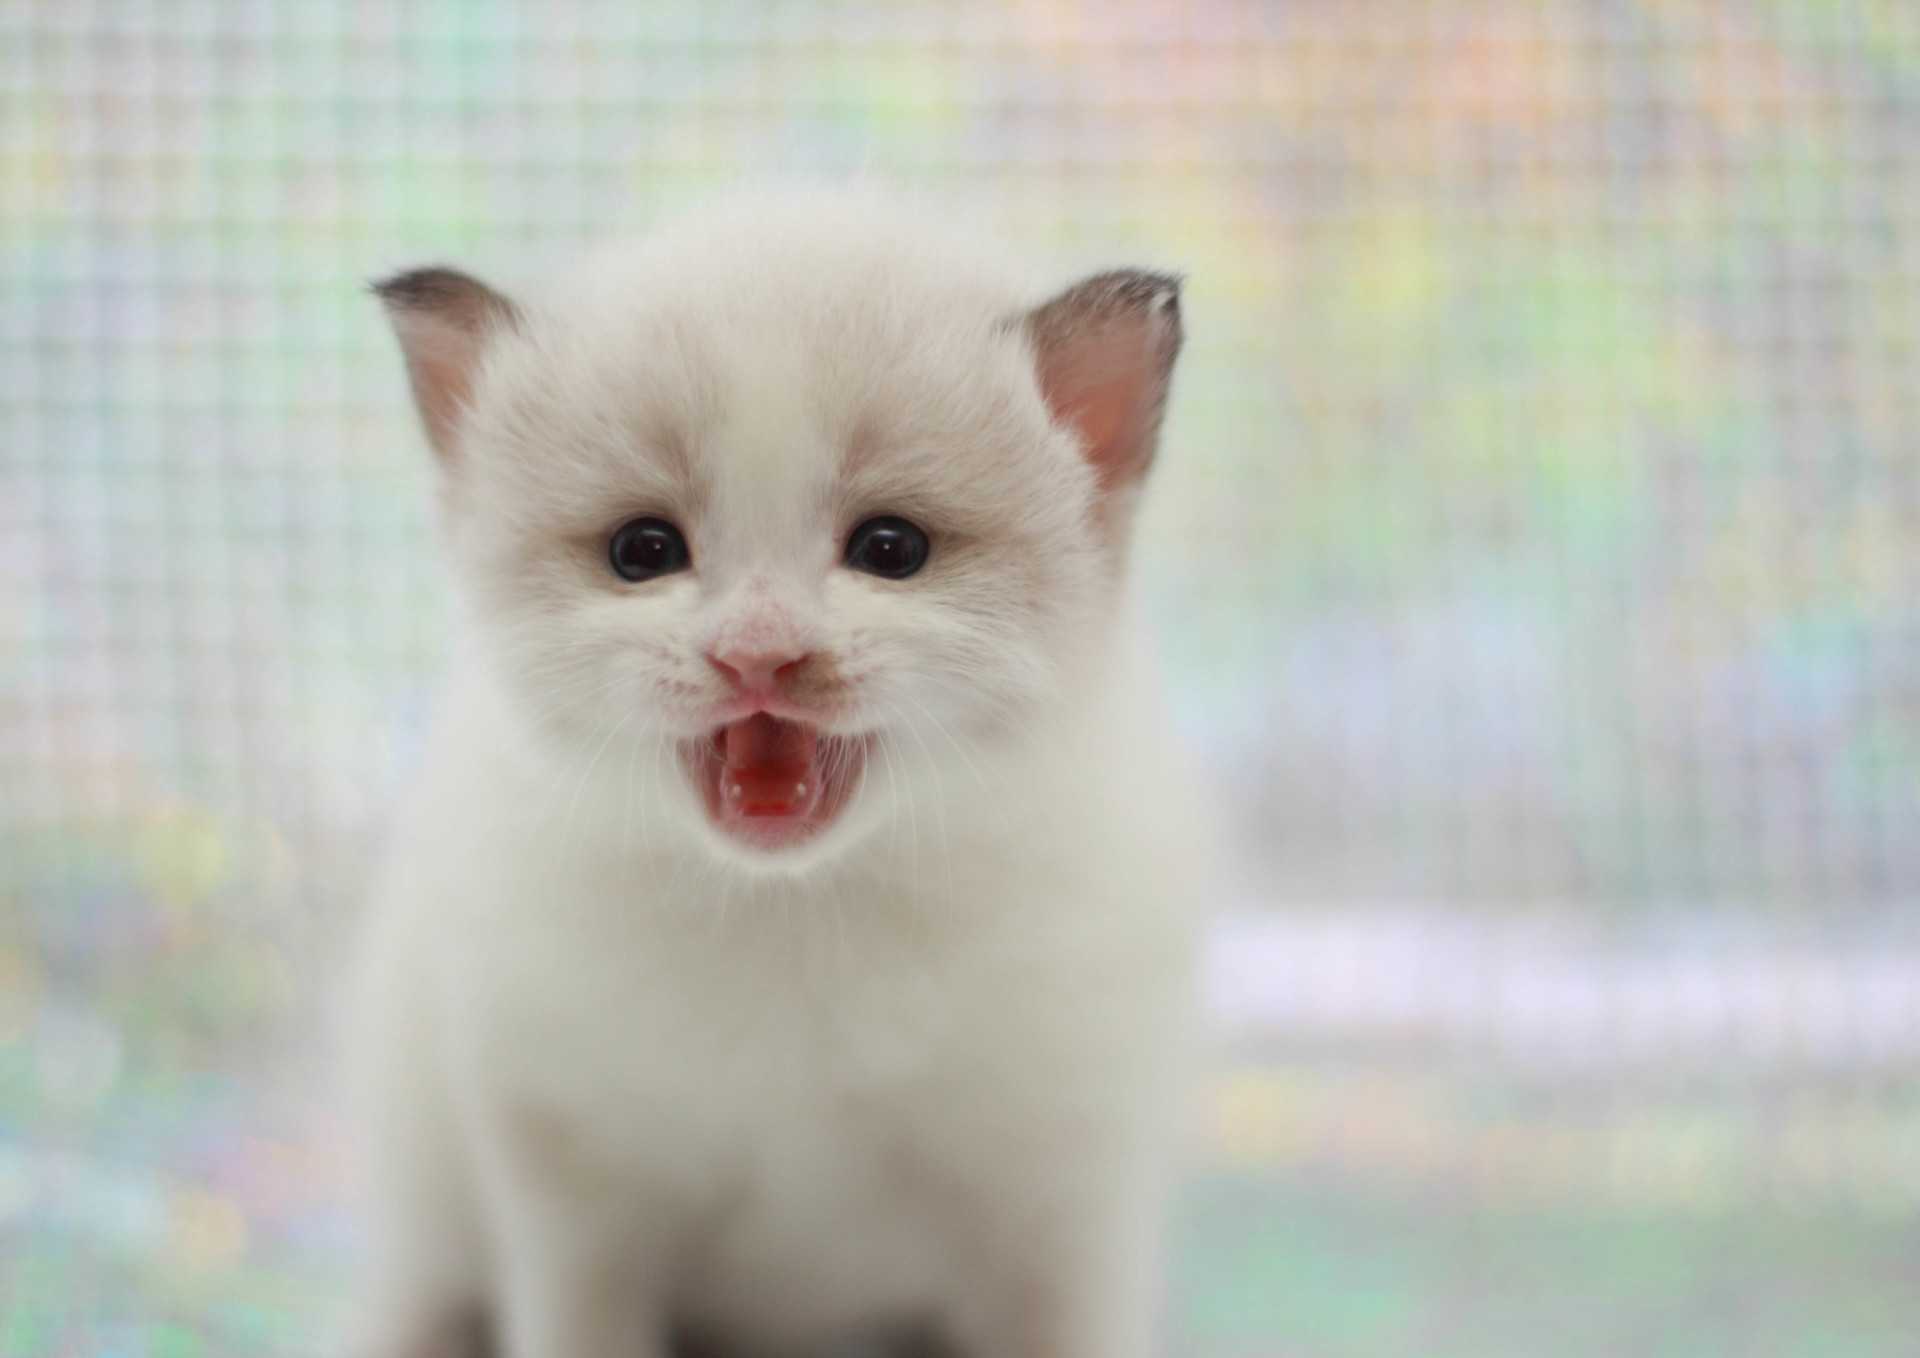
[892,704,956,911]
[557,705,636,857]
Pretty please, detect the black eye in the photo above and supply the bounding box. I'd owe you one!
[845,516,930,579]
[608,517,691,582]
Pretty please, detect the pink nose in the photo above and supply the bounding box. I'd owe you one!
[707,648,810,694]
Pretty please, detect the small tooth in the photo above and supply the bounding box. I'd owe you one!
[794,782,807,798]
[727,783,743,801]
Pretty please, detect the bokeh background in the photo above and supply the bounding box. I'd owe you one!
[5,2,1919,1354]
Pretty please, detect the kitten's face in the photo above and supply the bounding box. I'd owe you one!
[380,209,1179,871]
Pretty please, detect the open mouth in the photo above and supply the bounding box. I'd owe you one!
[682,713,867,852]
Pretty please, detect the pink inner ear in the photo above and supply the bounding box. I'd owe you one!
[396,320,486,460]
[1037,327,1161,491]
[376,267,519,464]
[1027,268,1181,498]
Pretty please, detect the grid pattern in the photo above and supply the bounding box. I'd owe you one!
[7,3,1919,905]
[5,3,1920,1355]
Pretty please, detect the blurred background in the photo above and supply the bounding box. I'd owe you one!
[4,2,1918,1354]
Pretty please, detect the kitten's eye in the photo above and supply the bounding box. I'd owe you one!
[609,517,691,582]
[845,516,930,580]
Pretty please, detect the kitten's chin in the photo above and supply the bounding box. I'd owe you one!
[678,714,869,860]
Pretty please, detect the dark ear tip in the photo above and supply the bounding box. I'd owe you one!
[1060,268,1184,327]
[1151,272,1183,317]
[1122,270,1182,342]
[370,266,480,310]
[1139,272,1182,326]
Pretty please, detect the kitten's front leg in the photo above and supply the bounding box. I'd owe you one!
[481,1101,671,1358]
[955,1270,1154,1358]
[492,1200,668,1358]
[954,1194,1166,1358]
[1015,1241,1161,1358]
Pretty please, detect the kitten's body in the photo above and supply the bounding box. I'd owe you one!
[348,195,1207,1358]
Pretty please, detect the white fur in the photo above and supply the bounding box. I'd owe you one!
[345,192,1210,1358]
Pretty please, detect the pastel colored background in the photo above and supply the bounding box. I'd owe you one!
[4,2,1917,1354]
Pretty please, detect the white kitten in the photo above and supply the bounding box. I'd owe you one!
[344,192,1209,1358]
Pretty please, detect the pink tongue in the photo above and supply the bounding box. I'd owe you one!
[719,714,821,818]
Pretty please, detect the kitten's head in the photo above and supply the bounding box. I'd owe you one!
[377,196,1181,872]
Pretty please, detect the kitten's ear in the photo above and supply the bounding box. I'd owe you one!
[372,266,521,463]
[1026,269,1183,495]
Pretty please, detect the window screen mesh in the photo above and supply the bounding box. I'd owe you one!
[5,3,1918,1354]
